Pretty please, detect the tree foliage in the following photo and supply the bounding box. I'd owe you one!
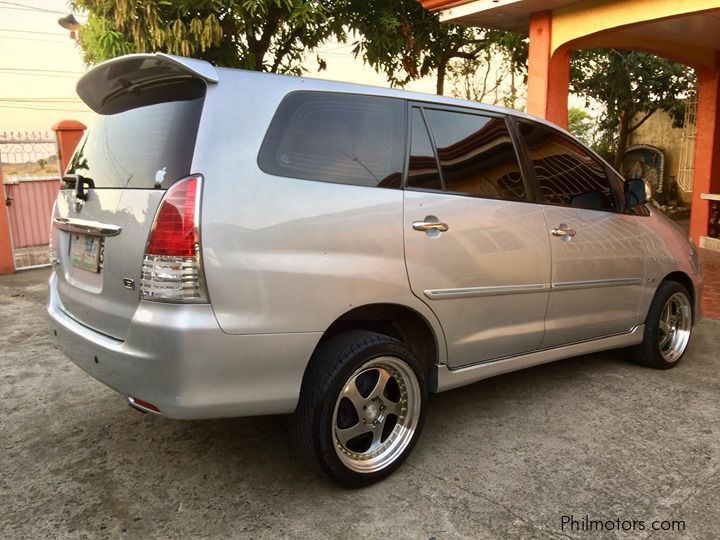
[447,34,528,108]
[73,0,527,97]
[567,106,596,146]
[571,49,695,166]
[72,0,345,74]
[344,0,526,95]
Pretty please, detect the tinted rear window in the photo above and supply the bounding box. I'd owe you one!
[258,92,406,188]
[65,78,205,189]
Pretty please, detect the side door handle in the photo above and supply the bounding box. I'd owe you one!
[413,220,449,232]
[551,224,576,238]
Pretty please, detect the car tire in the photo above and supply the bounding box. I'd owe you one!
[292,330,427,488]
[629,280,693,369]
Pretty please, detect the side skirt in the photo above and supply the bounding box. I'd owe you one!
[433,325,645,393]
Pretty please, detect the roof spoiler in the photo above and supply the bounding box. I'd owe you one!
[77,53,219,113]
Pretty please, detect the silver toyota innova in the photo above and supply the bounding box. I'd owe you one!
[49,53,702,487]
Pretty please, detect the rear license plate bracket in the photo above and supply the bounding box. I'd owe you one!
[70,233,102,273]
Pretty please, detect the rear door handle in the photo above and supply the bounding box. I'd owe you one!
[551,224,576,237]
[413,221,449,232]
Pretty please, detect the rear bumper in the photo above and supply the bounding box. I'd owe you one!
[48,273,322,419]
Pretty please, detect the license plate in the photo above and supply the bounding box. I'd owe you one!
[70,233,101,272]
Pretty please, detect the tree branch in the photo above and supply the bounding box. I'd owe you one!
[629,110,656,133]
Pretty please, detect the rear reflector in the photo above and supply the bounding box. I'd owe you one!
[140,175,208,302]
[128,397,161,414]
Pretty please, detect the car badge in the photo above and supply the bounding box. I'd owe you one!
[155,166,167,188]
[73,197,84,213]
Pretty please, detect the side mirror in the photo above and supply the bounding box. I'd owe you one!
[624,178,648,208]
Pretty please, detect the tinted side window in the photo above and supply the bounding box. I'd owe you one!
[407,108,441,190]
[518,121,616,210]
[258,92,405,188]
[424,109,526,200]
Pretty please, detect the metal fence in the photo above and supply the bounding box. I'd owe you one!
[1,131,61,268]
[0,131,60,183]
[677,96,697,194]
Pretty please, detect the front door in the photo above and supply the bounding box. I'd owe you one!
[403,106,551,367]
[515,120,645,348]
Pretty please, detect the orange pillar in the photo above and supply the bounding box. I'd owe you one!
[0,163,14,274]
[52,119,86,174]
[527,11,570,128]
[690,60,720,245]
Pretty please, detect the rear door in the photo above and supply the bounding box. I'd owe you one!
[515,120,645,348]
[52,55,212,340]
[403,105,552,367]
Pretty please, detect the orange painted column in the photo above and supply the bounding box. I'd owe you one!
[690,60,720,245]
[52,119,86,173]
[527,11,570,128]
[0,162,15,274]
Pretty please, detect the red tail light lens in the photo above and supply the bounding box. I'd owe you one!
[140,175,208,303]
[146,176,198,256]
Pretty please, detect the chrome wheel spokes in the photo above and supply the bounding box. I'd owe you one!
[332,356,421,473]
[658,292,692,362]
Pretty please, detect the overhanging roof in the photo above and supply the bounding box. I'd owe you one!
[419,0,583,32]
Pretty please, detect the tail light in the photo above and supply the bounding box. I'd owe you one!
[140,175,208,302]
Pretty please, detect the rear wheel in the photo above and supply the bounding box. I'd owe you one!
[629,281,693,369]
[292,330,427,487]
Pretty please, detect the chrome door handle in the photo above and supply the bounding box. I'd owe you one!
[551,225,576,237]
[413,221,449,232]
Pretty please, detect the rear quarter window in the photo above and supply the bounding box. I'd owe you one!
[258,92,406,188]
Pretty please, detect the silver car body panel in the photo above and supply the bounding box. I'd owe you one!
[539,205,646,348]
[53,189,165,340]
[436,324,646,392]
[49,273,322,419]
[403,190,551,366]
[49,53,703,419]
[192,68,448,351]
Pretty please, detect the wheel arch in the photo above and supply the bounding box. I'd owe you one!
[313,303,442,389]
[662,271,696,318]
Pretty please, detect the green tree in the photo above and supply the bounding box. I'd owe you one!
[447,34,528,109]
[345,0,526,95]
[72,0,345,74]
[571,49,695,168]
[567,106,595,146]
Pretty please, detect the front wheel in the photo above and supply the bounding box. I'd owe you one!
[292,330,427,487]
[629,280,693,369]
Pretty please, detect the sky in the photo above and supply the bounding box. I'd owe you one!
[0,0,93,134]
[0,0,441,135]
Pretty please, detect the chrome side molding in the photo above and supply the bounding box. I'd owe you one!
[425,278,642,300]
[425,283,549,300]
[433,325,645,392]
[54,217,122,237]
[551,277,642,290]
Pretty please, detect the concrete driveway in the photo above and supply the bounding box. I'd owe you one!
[2,268,719,539]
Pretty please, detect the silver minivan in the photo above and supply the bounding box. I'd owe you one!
[49,53,702,487]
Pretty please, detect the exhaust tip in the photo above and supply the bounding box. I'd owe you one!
[127,396,161,415]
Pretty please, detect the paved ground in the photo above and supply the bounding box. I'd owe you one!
[2,269,719,539]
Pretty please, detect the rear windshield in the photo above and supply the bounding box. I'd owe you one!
[65,78,205,189]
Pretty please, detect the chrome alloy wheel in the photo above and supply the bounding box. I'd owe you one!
[658,291,692,362]
[332,356,421,474]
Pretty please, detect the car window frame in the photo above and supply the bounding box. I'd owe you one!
[509,117,631,214]
[404,105,445,192]
[402,101,538,204]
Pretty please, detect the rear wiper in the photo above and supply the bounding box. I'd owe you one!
[63,174,95,200]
